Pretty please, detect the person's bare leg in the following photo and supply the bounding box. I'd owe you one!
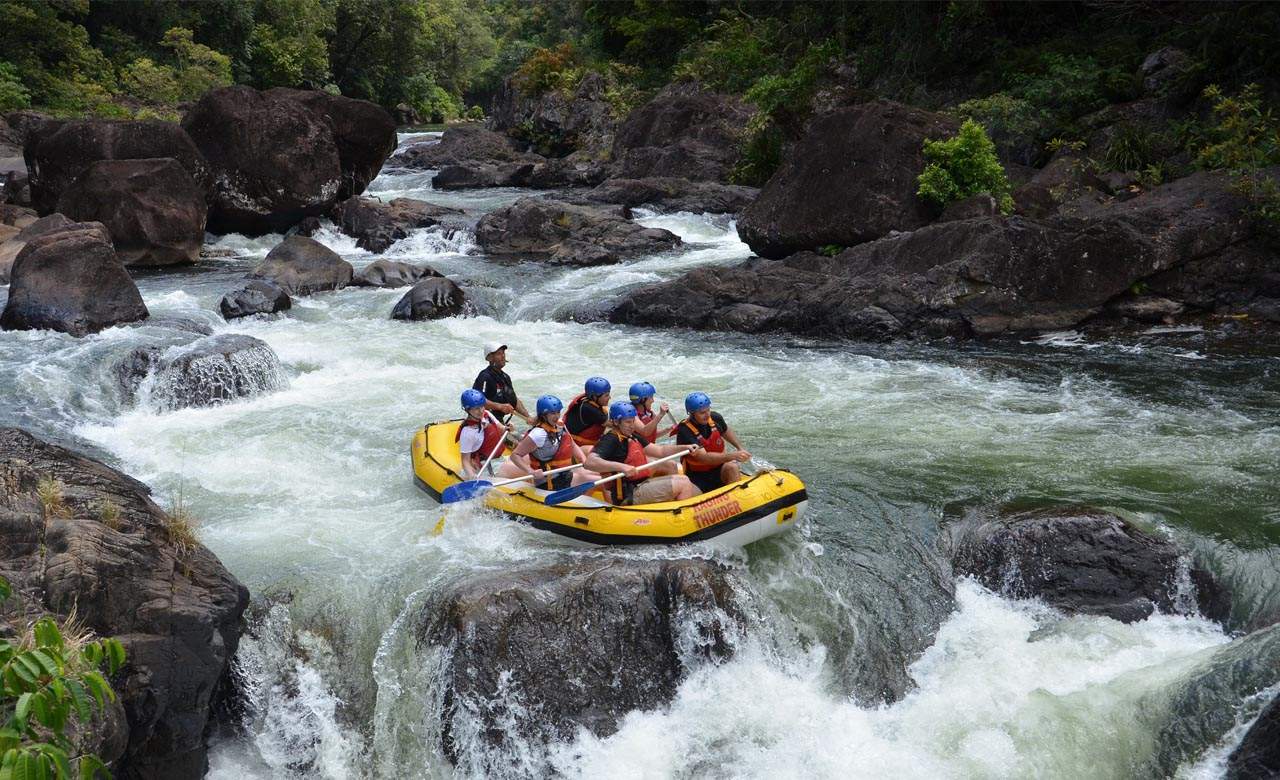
[495,461,524,480]
[649,460,678,476]
[721,462,742,483]
[570,469,600,486]
[672,475,699,500]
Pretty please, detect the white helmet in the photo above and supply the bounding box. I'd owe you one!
[483,341,507,359]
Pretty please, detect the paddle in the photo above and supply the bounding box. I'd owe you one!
[431,414,513,534]
[442,461,584,503]
[544,448,692,506]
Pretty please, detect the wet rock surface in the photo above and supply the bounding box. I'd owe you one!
[0,427,249,779]
[55,157,207,267]
[420,557,741,766]
[579,177,759,214]
[489,72,616,158]
[331,196,462,253]
[0,220,148,336]
[947,506,1224,623]
[351,259,442,288]
[115,334,286,411]
[476,197,680,265]
[219,280,292,320]
[390,125,527,169]
[390,277,465,320]
[271,88,397,200]
[249,235,354,296]
[1227,693,1280,779]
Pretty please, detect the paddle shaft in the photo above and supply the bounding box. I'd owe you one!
[586,447,691,489]
[474,410,509,476]
[489,460,583,489]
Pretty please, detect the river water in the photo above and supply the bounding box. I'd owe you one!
[2,133,1278,778]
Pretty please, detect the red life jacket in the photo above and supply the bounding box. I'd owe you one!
[681,416,725,472]
[456,415,506,471]
[524,421,575,490]
[605,429,651,504]
[564,393,607,446]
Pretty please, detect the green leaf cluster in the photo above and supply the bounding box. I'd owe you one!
[1194,83,1280,172]
[0,62,30,113]
[916,119,1013,213]
[1,576,125,780]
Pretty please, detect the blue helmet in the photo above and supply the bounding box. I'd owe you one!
[628,381,656,402]
[584,376,611,396]
[536,394,563,417]
[609,401,638,421]
[684,391,711,414]
[460,388,486,409]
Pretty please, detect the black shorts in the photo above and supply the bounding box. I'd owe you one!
[687,468,724,494]
[538,471,572,491]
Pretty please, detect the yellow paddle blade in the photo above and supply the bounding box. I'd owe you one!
[431,513,446,536]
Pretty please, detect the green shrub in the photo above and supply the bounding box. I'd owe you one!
[161,27,232,102]
[955,92,1041,160]
[513,43,583,96]
[120,58,179,106]
[0,62,30,113]
[1194,84,1280,172]
[1005,52,1109,121]
[1104,122,1158,172]
[404,73,461,124]
[1232,173,1280,242]
[730,116,783,186]
[1,575,126,780]
[672,15,783,94]
[916,119,1013,212]
[464,104,485,121]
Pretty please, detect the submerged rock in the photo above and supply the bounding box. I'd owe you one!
[475,197,680,265]
[115,333,287,411]
[611,82,755,183]
[249,235,353,296]
[0,427,249,778]
[331,196,462,253]
[948,506,1224,623]
[55,157,207,266]
[219,279,292,320]
[390,277,465,320]
[0,220,148,336]
[737,100,958,259]
[420,557,740,768]
[1227,693,1280,779]
[351,259,442,288]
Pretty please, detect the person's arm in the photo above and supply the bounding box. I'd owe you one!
[513,397,532,423]
[570,441,588,464]
[720,416,750,461]
[585,438,631,476]
[508,436,544,480]
[643,442,699,459]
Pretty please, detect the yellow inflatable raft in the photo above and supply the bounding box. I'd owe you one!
[412,419,808,547]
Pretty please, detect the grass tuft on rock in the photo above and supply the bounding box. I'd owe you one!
[36,476,70,519]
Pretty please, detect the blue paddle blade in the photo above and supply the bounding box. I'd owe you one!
[544,481,594,506]
[442,480,492,504]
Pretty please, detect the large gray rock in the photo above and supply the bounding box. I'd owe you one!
[948,506,1225,623]
[331,196,462,253]
[390,125,527,169]
[0,212,71,282]
[0,427,249,779]
[476,197,680,265]
[611,83,755,183]
[219,279,292,320]
[0,221,148,336]
[249,235,353,296]
[611,170,1274,340]
[351,259,441,288]
[737,100,958,259]
[267,88,397,200]
[581,177,759,214]
[55,158,207,267]
[432,160,534,190]
[420,557,740,769]
[489,71,616,157]
[22,119,210,215]
[115,334,287,411]
[390,277,465,320]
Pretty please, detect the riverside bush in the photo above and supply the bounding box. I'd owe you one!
[916,119,1012,213]
[513,43,583,95]
[1194,84,1280,171]
[0,62,29,112]
[1,575,126,779]
[405,73,461,123]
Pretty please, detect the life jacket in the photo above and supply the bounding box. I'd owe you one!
[604,429,651,504]
[527,422,574,489]
[456,415,506,471]
[564,393,607,446]
[681,416,725,472]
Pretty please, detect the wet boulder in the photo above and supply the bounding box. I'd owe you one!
[421,557,741,767]
[737,100,958,259]
[331,196,462,253]
[55,158,207,267]
[0,221,148,336]
[22,118,210,215]
[581,177,759,214]
[114,334,286,411]
[0,212,71,282]
[0,427,249,778]
[0,203,37,228]
[1227,693,1280,779]
[947,506,1225,623]
[182,87,343,235]
[432,160,534,190]
[249,235,353,296]
[351,259,441,288]
[475,197,680,265]
[268,88,397,200]
[390,125,527,169]
[219,279,292,320]
[390,277,465,320]
[611,83,755,183]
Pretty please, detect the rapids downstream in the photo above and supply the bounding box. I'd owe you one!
[2,133,1279,779]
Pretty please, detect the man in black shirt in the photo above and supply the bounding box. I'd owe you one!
[675,391,750,493]
[473,341,532,424]
[586,401,699,505]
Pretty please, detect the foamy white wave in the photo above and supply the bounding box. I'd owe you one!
[383,225,477,259]
[205,231,283,258]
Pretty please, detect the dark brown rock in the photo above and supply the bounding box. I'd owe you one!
[937,193,999,223]
[432,161,534,190]
[219,279,292,320]
[581,177,759,214]
[351,259,442,288]
[476,197,680,265]
[489,71,615,157]
[1227,694,1280,779]
[1,221,148,336]
[23,119,210,215]
[55,158,207,267]
[249,235,353,296]
[737,101,959,259]
[390,277,465,320]
[331,197,462,253]
[0,427,248,779]
[611,82,754,183]
[267,88,397,200]
[390,125,526,169]
[1,213,72,282]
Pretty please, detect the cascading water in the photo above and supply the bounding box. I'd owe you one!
[3,132,1279,778]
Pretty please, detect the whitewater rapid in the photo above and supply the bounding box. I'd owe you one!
[2,133,1278,778]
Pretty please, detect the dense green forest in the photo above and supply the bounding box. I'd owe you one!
[1,0,1278,181]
